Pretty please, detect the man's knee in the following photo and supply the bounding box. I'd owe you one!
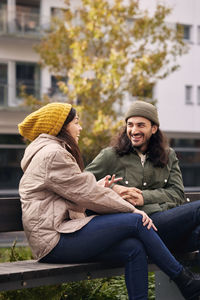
[119,238,146,262]
[127,238,146,261]
[183,201,200,222]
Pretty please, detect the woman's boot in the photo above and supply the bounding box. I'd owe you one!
[174,267,200,300]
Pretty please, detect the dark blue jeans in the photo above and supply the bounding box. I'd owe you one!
[150,200,200,252]
[40,213,182,300]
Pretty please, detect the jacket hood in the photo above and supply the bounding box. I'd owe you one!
[21,134,63,172]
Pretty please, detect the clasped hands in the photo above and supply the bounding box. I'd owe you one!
[98,175,157,231]
[113,184,144,206]
[98,175,144,206]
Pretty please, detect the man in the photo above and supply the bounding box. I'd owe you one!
[86,101,200,253]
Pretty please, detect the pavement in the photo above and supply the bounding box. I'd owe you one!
[0,231,28,248]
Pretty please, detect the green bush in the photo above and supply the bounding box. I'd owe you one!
[0,244,155,299]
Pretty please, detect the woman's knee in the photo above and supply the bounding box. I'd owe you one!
[121,212,143,224]
[125,213,144,230]
[113,213,144,237]
[93,213,144,232]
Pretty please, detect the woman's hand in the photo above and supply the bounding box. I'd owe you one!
[112,185,143,206]
[133,208,157,231]
[98,175,123,188]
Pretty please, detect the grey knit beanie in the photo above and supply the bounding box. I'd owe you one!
[125,101,160,126]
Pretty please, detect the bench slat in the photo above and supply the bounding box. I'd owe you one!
[185,192,200,202]
[0,255,198,292]
[0,260,127,291]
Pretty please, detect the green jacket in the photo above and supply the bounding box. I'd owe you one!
[85,147,186,215]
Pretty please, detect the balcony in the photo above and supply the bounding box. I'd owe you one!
[0,7,44,39]
[16,10,40,35]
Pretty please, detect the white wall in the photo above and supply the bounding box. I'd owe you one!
[141,0,200,134]
[157,0,200,134]
[0,39,38,61]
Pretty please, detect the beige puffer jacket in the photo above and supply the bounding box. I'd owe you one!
[19,134,135,260]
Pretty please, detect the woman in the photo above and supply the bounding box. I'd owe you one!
[18,102,200,300]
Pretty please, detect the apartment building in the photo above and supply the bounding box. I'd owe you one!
[141,0,200,190]
[0,0,199,194]
[0,0,67,195]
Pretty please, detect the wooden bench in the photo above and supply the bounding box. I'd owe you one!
[0,192,200,299]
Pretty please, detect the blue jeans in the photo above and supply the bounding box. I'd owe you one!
[150,200,200,252]
[40,213,182,300]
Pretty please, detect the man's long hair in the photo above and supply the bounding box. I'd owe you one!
[57,107,84,171]
[111,123,169,168]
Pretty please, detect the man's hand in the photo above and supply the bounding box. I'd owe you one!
[112,184,144,206]
[122,191,144,206]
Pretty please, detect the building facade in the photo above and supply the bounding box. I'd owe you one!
[0,0,67,195]
[0,0,199,194]
[140,0,200,190]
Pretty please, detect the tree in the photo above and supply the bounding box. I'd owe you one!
[30,0,187,163]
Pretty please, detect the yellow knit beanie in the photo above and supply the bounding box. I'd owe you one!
[18,102,72,141]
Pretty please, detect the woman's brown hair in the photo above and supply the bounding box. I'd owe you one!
[57,107,84,171]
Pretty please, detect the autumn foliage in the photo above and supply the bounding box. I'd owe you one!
[23,0,187,164]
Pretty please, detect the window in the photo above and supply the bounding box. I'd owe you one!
[170,138,200,190]
[183,25,191,40]
[197,86,200,105]
[0,0,7,33]
[51,7,66,19]
[0,0,6,9]
[0,63,8,106]
[0,134,25,193]
[48,75,68,99]
[197,26,200,44]
[177,24,192,42]
[16,62,40,98]
[185,85,193,104]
